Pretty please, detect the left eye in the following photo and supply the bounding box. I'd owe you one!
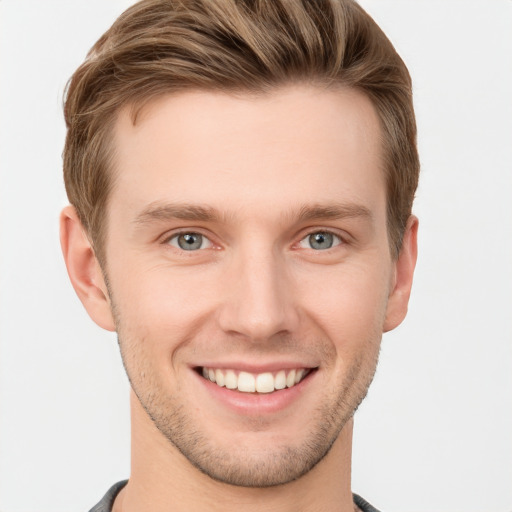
[167,232,213,251]
[299,231,342,250]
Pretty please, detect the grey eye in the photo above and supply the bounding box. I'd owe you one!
[299,231,341,250]
[169,232,212,251]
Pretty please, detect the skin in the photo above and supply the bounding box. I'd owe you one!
[61,85,418,512]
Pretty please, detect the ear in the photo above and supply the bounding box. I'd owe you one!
[383,215,418,332]
[60,205,116,331]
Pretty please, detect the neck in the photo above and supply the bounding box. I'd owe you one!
[114,391,356,512]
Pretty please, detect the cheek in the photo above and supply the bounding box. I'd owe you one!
[297,262,391,344]
[109,264,221,349]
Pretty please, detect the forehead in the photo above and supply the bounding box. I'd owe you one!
[110,85,385,222]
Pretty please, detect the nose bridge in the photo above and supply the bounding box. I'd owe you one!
[218,241,298,341]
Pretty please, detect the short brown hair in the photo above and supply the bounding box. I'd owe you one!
[63,0,419,263]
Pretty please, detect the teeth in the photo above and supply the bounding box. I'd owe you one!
[238,371,256,392]
[225,370,237,390]
[286,369,296,388]
[215,369,225,387]
[200,367,310,393]
[274,370,286,390]
[256,372,274,393]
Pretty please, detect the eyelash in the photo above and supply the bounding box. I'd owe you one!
[162,229,346,252]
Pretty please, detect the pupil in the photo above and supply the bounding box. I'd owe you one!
[179,233,201,250]
[310,232,333,250]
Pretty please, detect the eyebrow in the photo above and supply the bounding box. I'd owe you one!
[133,201,372,226]
[296,203,372,223]
[134,203,221,225]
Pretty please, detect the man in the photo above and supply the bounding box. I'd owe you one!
[60,0,419,510]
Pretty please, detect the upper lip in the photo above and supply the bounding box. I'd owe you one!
[192,361,319,373]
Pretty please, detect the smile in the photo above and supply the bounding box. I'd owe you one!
[200,367,312,394]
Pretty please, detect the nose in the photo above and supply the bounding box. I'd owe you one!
[217,248,300,342]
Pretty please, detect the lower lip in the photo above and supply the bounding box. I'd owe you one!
[193,369,317,415]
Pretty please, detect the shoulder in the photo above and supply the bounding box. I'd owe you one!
[353,493,382,512]
[88,480,128,512]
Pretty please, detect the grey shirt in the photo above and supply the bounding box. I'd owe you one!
[89,480,381,512]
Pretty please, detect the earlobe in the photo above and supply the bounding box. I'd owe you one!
[383,215,418,333]
[60,205,116,332]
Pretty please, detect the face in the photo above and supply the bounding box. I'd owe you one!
[98,86,406,486]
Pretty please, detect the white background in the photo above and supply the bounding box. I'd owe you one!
[0,1,511,511]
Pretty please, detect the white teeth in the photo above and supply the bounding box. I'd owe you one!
[215,369,225,387]
[238,371,255,392]
[225,370,237,389]
[256,372,274,393]
[286,369,296,388]
[274,370,286,390]
[201,367,310,393]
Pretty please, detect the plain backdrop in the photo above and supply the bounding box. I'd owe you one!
[1,1,511,511]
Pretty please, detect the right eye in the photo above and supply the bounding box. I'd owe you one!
[298,231,343,251]
[167,232,213,251]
